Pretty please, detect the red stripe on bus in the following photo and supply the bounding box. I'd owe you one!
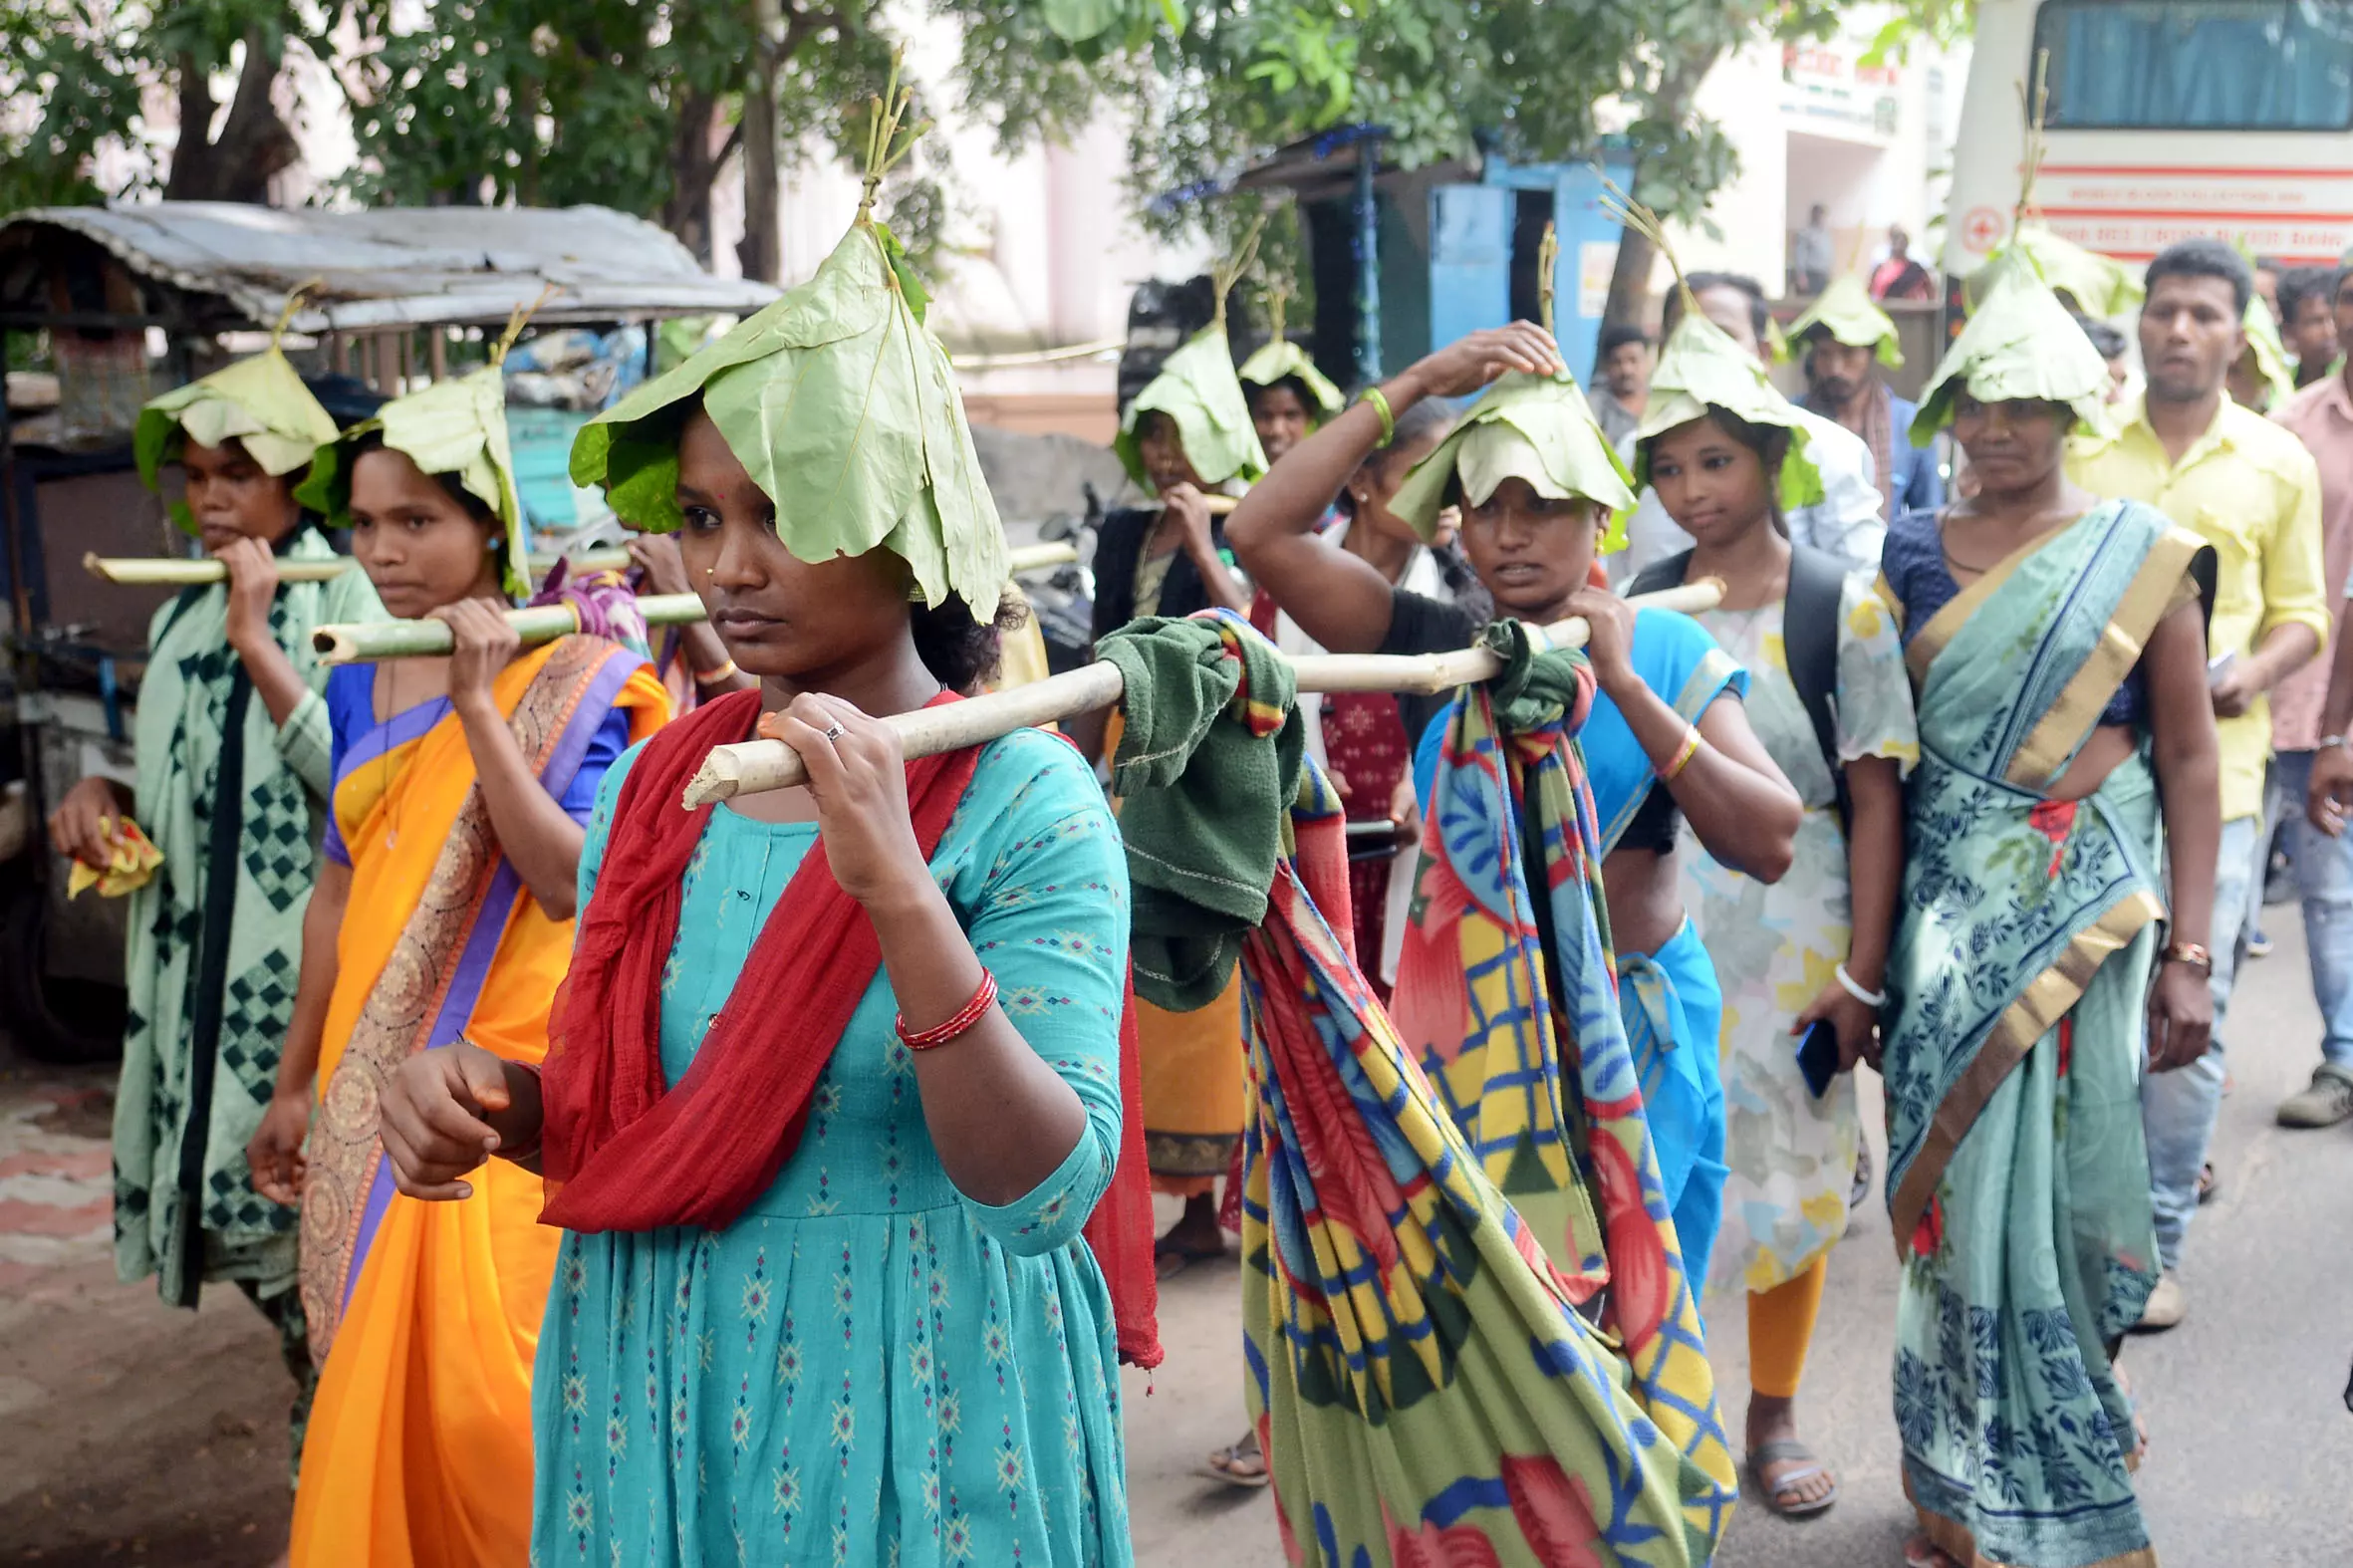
[2097,251,2342,266]
[2035,205,2353,223]
[2035,164,2353,179]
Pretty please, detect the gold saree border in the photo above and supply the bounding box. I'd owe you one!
[1887,885,2165,1256]
[2007,528,2209,789]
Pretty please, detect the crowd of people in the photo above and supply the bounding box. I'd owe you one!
[45,146,2353,1568]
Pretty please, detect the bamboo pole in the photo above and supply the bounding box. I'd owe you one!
[684,580,1724,808]
[313,592,708,664]
[93,543,1071,586]
[84,548,638,587]
[1006,541,1077,573]
[1142,494,1238,516]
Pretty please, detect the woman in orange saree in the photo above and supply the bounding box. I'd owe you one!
[247,362,667,1568]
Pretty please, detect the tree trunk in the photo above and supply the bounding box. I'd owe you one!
[1601,44,1721,331]
[664,90,724,266]
[161,31,298,203]
[735,0,786,283]
[163,29,300,203]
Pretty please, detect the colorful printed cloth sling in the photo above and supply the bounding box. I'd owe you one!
[1104,611,1734,1565]
[1387,624,1736,1545]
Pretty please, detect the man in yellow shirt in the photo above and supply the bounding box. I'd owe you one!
[2070,238,2329,1332]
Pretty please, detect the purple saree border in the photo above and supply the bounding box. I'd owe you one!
[339,646,647,1312]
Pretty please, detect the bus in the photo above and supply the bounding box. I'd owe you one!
[1944,0,2353,280]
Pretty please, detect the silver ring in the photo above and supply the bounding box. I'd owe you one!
[822,723,844,742]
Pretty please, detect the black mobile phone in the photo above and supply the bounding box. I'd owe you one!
[1796,1019,1842,1100]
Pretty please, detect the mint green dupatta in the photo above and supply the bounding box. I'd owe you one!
[1881,498,2207,1568]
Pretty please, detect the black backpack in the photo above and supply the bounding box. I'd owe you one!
[1629,542,1852,834]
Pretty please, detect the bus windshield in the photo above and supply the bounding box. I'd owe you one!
[2036,0,2353,131]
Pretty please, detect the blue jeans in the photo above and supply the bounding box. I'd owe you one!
[2269,750,2353,1070]
[2141,812,2263,1273]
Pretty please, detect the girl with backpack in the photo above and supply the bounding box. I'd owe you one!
[1627,284,1918,1519]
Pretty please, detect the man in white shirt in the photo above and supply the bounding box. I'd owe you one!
[1791,204,1834,296]
[1611,271,1887,581]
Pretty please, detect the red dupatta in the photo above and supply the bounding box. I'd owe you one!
[539,687,1161,1368]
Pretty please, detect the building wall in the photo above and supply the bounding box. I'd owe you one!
[1661,10,1970,307]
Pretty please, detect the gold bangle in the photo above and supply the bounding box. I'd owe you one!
[694,657,741,685]
[1662,722,1703,781]
[1358,386,1396,448]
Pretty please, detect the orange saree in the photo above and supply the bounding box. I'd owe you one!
[291,636,666,1568]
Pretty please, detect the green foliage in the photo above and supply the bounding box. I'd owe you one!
[337,1,743,210]
[0,0,315,210]
[981,0,1907,242]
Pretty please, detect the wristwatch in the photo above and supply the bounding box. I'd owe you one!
[2163,940,2213,972]
[2321,734,2350,753]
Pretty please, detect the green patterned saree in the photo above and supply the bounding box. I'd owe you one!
[1880,498,2208,1568]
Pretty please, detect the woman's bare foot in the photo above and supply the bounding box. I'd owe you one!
[1902,1533,1962,1567]
[1746,1392,1836,1515]
[1154,1193,1224,1278]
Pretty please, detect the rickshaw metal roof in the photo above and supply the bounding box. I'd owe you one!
[0,201,779,334]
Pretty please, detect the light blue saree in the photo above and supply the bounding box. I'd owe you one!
[1881,498,2209,1568]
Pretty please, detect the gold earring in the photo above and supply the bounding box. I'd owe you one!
[704,566,714,578]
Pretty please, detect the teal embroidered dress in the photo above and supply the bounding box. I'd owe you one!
[532,727,1134,1568]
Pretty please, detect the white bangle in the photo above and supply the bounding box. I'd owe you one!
[1835,963,1888,1009]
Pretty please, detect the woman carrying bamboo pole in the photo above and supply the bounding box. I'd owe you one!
[1085,237,1269,1279]
[1229,312,1793,1512]
[44,315,380,1499]
[1623,268,1918,1518]
[361,83,1156,1567]
[1230,314,1800,1283]
[244,333,668,1568]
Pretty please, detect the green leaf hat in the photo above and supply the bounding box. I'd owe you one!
[1114,224,1270,492]
[2239,291,2298,410]
[1909,259,2112,446]
[1236,283,1344,419]
[134,285,340,534]
[1389,366,1639,546]
[1389,224,1635,545]
[1788,274,1904,369]
[1633,307,1827,514]
[295,327,531,599]
[1966,221,2144,319]
[570,73,1007,615]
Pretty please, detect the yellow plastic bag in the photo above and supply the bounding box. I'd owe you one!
[68,818,163,899]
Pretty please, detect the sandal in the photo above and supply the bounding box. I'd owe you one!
[1202,1431,1269,1488]
[1746,1437,1837,1518]
[1154,1233,1222,1280]
[1902,1536,1961,1568]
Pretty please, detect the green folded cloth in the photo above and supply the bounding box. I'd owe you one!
[1097,614,1303,1011]
[1479,619,1593,733]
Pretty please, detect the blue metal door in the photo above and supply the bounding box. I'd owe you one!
[1550,160,1633,384]
[1427,184,1511,352]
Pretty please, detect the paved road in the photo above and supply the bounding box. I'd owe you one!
[5,917,2352,1563]
[1125,915,2353,1566]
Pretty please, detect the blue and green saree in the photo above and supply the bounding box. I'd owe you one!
[1880,498,2209,1568]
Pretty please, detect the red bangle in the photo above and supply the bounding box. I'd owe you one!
[897,968,998,1051]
